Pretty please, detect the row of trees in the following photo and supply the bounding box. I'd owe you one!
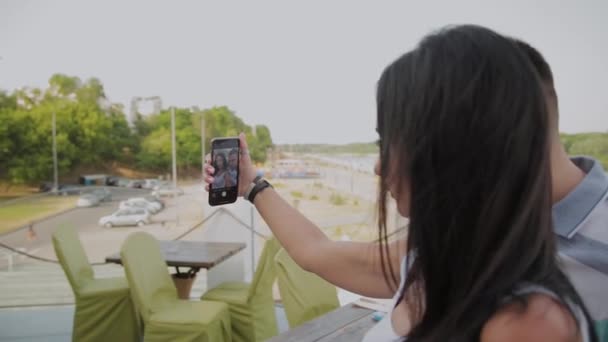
[1,73,606,185]
[0,74,273,184]
[561,133,608,169]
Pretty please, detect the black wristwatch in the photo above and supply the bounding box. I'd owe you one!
[245,177,273,203]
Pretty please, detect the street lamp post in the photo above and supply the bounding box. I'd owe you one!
[52,111,58,192]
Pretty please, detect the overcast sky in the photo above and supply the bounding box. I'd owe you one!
[1,0,607,144]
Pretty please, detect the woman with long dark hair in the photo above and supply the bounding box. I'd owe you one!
[212,152,229,189]
[204,25,597,341]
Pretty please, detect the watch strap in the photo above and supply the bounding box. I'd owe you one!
[244,175,262,200]
[248,179,272,203]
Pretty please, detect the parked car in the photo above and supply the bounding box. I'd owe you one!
[91,188,112,202]
[114,178,131,187]
[76,194,101,207]
[142,179,160,189]
[127,180,144,189]
[105,176,120,186]
[151,186,184,198]
[152,181,170,191]
[56,184,82,196]
[39,182,54,192]
[98,208,150,228]
[145,196,165,208]
[119,197,162,214]
[39,183,82,195]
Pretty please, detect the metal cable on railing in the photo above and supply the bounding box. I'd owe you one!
[0,241,108,266]
[0,208,406,269]
[171,207,271,241]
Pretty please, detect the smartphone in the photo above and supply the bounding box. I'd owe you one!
[209,137,240,206]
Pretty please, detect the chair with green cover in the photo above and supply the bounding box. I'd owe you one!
[274,248,340,328]
[120,232,232,342]
[597,320,608,342]
[52,225,140,342]
[201,238,280,342]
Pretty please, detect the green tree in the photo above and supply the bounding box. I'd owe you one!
[1,75,273,184]
[1,75,137,183]
[562,132,608,168]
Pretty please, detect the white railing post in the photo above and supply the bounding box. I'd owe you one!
[250,205,255,278]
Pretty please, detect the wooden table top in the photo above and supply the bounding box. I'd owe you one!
[268,304,377,342]
[105,240,246,269]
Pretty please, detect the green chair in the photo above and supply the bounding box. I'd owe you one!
[201,238,280,342]
[120,232,232,342]
[597,320,608,342]
[274,248,340,328]
[52,225,140,342]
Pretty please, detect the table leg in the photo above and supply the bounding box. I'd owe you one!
[172,267,199,300]
[206,251,245,290]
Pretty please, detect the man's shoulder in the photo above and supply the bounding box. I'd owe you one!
[577,195,608,238]
[557,195,608,321]
[555,157,608,320]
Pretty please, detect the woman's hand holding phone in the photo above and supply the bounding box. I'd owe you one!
[203,132,257,198]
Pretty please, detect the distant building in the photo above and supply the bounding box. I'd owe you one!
[79,174,110,186]
[128,96,162,127]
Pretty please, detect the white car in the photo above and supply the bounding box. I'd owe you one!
[142,179,160,189]
[151,186,184,197]
[98,208,151,228]
[77,194,100,207]
[119,198,162,214]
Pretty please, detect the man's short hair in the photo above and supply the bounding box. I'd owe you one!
[229,148,238,156]
[514,39,556,95]
[514,39,559,132]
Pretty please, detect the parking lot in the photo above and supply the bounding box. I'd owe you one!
[0,184,208,264]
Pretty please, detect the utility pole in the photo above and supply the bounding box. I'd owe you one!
[201,113,206,175]
[171,107,179,228]
[52,111,58,192]
[171,107,177,190]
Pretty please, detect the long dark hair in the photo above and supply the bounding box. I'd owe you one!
[376,25,596,341]
[213,152,228,173]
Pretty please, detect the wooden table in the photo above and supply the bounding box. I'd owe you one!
[268,304,377,342]
[106,240,246,299]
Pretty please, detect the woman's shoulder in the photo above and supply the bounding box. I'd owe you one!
[480,293,581,342]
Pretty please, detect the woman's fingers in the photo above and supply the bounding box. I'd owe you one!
[239,133,252,164]
[205,164,215,175]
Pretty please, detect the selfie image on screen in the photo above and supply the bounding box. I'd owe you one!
[212,148,238,189]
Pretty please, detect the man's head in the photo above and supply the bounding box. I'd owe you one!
[514,39,559,135]
[514,39,586,204]
[228,149,238,170]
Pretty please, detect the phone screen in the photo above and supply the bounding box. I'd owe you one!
[209,137,240,206]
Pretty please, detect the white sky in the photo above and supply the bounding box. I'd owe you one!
[1,0,607,144]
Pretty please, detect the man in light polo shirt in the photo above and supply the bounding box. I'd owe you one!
[517,40,608,322]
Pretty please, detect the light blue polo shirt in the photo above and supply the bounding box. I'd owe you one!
[555,157,608,321]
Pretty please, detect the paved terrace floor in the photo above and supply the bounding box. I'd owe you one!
[0,305,292,342]
[0,262,360,341]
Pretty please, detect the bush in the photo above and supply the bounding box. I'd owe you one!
[329,193,347,206]
[310,194,319,201]
[290,191,303,199]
